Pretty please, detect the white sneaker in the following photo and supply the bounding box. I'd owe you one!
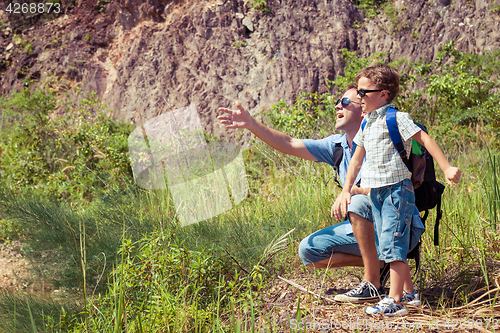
[365,296,408,316]
[402,290,421,306]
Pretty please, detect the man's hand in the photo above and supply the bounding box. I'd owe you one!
[218,101,253,129]
[331,190,352,221]
[444,166,461,186]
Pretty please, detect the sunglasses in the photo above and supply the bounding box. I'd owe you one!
[336,97,362,107]
[356,89,383,97]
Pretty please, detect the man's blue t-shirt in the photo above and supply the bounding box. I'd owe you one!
[302,134,361,187]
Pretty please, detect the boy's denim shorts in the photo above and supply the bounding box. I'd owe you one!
[298,194,372,265]
[370,178,415,263]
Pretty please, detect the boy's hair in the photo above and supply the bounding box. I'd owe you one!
[355,64,400,103]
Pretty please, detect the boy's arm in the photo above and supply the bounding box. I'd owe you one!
[218,101,316,161]
[412,130,461,186]
[331,146,366,220]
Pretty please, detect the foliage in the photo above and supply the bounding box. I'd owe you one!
[481,149,500,230]
[262,92,337,140]
[0,88,134,205]
[233,40,246,50]
[0,291,81,333]
[0,187,147,292]
[426,41,500,126]
[491,0,500,14]
[248,0,270,13]
[382,3,409,32]
[96,0,111,13]
[83,233,229,332]
[328,43,500,153]
[353,0,389,19]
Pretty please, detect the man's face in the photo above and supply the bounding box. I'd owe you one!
[357,77,389,113]
[335,88,363,132]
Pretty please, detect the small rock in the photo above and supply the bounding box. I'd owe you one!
[236,13,244,19]
[242,17,254,32]
[6,43,13,51]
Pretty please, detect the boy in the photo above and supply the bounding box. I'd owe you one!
[333,64,461,316]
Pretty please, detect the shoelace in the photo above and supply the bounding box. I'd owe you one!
[346,281,368,295]
[347,281,382,300]
[366,281,383,299]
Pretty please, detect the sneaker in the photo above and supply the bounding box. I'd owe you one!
[402,290,421,306]
[365,296,408,316]
[334,281,385,303]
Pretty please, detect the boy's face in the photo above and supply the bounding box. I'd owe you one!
[357,77,390,114]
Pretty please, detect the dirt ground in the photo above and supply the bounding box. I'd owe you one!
[0,241,51,293]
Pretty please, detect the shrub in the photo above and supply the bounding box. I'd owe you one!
[0,88,134,204]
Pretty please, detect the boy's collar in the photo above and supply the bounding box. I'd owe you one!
[366,103,395,119]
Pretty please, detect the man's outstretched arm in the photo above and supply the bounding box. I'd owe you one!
[218,101,317,161]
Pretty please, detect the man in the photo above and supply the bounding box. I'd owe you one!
[218,85,423,303]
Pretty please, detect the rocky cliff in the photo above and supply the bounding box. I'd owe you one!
[1,0,499,143]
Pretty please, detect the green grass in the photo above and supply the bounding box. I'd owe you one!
[1,141,499,331]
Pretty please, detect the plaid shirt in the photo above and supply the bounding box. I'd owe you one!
[353,103,421,188]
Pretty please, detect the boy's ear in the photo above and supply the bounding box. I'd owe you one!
[381,90,391,102]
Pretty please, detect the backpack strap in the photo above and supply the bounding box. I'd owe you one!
[332,142,343,189]
[386,107,411,171]
[434,194,443,246]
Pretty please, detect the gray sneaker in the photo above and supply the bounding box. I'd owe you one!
[402,290,421,306]
[334,281,385,303]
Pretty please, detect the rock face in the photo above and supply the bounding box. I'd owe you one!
[1,0,499,144]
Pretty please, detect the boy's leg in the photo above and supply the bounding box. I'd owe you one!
[403,262,414,294]
[388,261,406,302]
[365,180,415,315]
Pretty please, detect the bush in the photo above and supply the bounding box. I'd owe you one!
[263,92,337,140]
[0,88,134,204]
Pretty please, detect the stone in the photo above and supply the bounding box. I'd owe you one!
[242,17,254,32]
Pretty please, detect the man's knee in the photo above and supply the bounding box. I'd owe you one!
[347,194,373,224]
[298,236,313,264]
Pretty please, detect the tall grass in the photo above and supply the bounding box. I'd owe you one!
[1,144,499,332]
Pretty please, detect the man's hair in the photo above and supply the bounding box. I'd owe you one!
[355,64,400,103]
[342,83,358,94]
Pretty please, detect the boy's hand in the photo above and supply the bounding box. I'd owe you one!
[444,166,462,186]
[218,101,252,129]
[331,190,351,221]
